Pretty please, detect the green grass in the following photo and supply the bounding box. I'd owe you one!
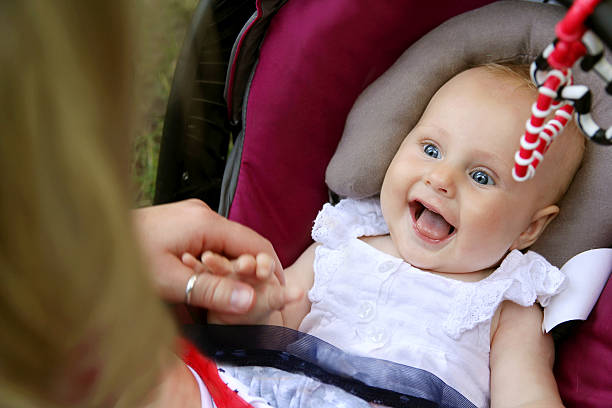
[131,0,199,207]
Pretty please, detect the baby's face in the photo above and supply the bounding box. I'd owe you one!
[380,67,558,273]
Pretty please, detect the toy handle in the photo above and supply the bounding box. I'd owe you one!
[557,0,612,48]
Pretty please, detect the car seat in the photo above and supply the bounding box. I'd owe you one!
[156,0,612,405]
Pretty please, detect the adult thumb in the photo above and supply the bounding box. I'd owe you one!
[190,273,255,313]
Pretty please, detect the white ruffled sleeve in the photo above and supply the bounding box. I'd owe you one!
[444,250,566,339]
[311,197,388,248]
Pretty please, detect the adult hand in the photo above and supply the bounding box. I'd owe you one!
[184,251,302,325]
[133,199,284,314]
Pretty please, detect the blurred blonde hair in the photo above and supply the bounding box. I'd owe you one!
[0,1,176,407]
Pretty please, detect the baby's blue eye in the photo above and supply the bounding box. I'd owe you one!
[423,144,440,159]
[470,170,495,185]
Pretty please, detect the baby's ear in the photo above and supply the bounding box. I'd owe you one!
[511,205,559,251]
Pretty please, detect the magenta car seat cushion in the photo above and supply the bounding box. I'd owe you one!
[555,276,612,405]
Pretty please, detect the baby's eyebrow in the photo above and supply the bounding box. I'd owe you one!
[471,149,511,177]
[415,124,450,139]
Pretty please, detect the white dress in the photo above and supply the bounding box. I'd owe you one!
[298,197,566,408]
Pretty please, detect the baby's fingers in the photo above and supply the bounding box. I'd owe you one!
[181,252,211,275]
[255,253,276,280]
[200,251,233,276]
[233,254,257,277]
[264,285,304,312]
[234,253,276,281]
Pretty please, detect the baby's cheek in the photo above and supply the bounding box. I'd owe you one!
[495,212,527,249]
[466,210,515,258]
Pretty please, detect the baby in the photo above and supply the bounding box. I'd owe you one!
[185,63,585,407]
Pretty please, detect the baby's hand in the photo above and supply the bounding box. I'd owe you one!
[182,251,302,325]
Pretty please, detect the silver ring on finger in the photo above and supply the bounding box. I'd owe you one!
[184,274,198,305]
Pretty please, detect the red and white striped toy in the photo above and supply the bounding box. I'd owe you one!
[513,0,612,182]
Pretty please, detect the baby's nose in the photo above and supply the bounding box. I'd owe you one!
[424,166,456,197]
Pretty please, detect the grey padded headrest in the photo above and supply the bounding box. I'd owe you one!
[326,1,611,266]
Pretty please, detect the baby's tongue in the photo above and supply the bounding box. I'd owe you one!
[415,208,451,240]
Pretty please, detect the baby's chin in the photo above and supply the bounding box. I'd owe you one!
[392,236,502,274]
[411,262,464,274]
[400,250,493,274]
[398,250,446,272]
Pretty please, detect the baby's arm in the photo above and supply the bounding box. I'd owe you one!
[271,242,318,329]
[489,301,564,408]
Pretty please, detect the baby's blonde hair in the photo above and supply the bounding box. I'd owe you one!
[481,62,536,91]
[0,1,176,407]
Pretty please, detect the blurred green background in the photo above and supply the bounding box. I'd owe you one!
[131,0,198,207]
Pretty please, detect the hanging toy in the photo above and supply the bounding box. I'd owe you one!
[513,0,612,182]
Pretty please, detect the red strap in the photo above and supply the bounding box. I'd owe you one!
[178,338,254,408]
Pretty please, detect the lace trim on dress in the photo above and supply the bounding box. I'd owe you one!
[443,250,566,339]
[309,246,344,302]
[311,198,388,248]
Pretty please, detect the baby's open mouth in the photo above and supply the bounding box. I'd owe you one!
[410,201,456,241]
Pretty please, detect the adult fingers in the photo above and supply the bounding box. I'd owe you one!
[191,272,254,313]
[154,253,254,313]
